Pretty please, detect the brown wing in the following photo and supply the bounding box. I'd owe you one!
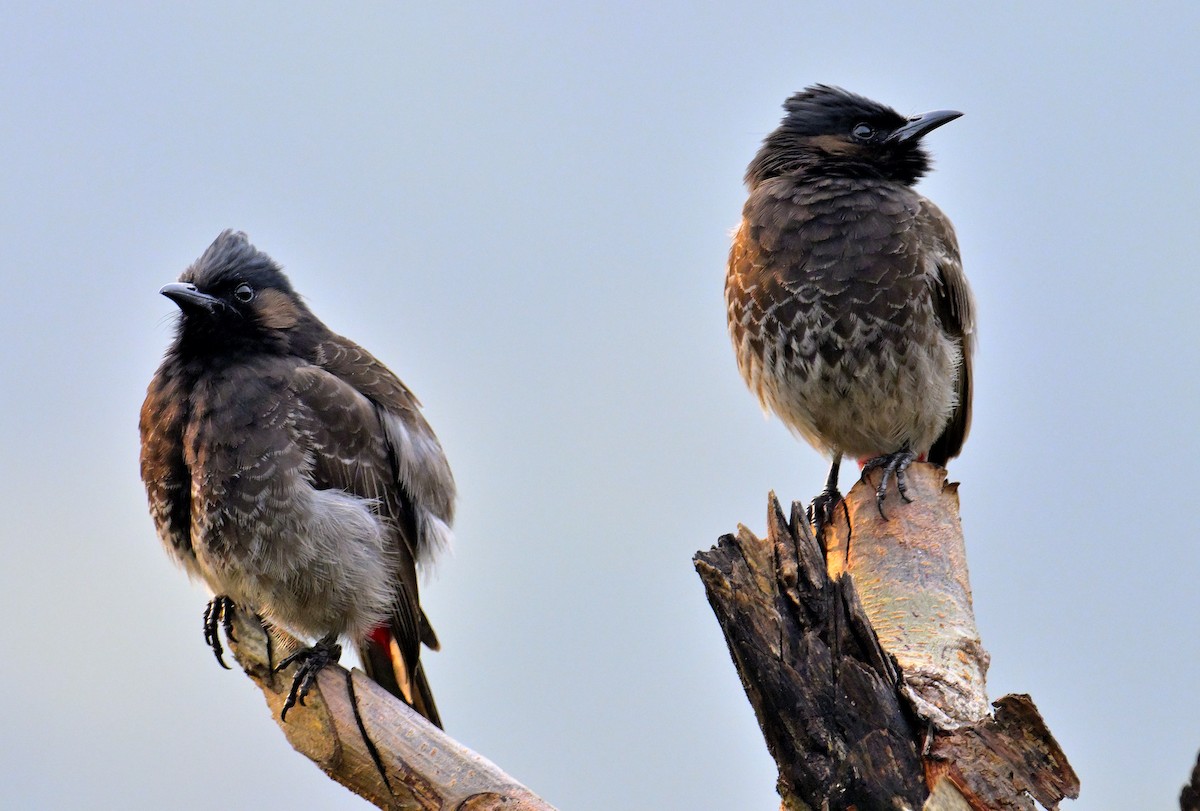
[290,364,402,518]
[309,331,424,411]
[290,365,427,666]
[297,336,453,726]
[309,332,455,564]
[919,197,976,466]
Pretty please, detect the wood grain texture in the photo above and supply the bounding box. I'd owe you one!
[825,463,989,728]
[927,694,1079,811]
[225,609,555,811]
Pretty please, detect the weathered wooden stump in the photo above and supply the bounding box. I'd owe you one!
[695,463,1079,810]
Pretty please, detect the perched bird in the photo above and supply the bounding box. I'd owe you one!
[140,230,454,725]
[726,85,975,523]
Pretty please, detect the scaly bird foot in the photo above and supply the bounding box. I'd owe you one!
[276,634,342,721]
[861,447,916,520]
[808,453,844,543]
[807,485,844,542]
[203,596,236,669]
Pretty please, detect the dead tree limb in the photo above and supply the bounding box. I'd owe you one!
[224,609,555,811]
[695,492,926,809]
[695,463,1079,810]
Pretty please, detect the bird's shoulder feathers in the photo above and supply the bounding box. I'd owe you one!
[305,333,456,561]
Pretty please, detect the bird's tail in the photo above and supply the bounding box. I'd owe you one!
[357,622,442,729]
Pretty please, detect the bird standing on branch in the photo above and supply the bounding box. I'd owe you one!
[726,85,975,525]
[140,230,453,726]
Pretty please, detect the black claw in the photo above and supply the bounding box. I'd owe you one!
[862,447,916,520]
[203,596,235,669]
[222,602,237,643]
[808,486,844,541]
[276,635,342,721]
[808,454,844,542]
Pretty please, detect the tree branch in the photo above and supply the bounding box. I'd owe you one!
[224,609,555,811]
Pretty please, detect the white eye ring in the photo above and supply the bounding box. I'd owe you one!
[234,283,255,303]
[852,123,875,140]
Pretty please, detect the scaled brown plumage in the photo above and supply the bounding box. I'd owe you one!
[140,230,453,725]
[726,85,975,521]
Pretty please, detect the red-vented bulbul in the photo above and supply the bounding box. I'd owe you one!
[726,85,975,523]
[140,230,453,725]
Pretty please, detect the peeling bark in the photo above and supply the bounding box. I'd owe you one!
[696,465,1079,810]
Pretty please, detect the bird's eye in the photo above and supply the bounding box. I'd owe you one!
[233,283,255,303]
[852,123,876,141]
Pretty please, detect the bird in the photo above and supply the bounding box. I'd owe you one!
[140,229,454,726]
[725,85,975,526]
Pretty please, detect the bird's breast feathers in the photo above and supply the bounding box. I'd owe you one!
[173,354,453,568]
[726,178,966,456]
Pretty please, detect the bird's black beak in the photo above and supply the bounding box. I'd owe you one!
[887,109,962,144]
[161,282,223,313]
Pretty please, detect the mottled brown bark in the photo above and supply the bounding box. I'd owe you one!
[927,694,1078,811]
[225,609,555,811]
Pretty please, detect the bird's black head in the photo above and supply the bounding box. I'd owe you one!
[745,85,961,188]
[163,230,316,355]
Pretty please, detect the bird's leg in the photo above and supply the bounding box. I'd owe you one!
[861,445,916,520]
[202,596,236,669]
[807,452,844,541]
[261,621,275,672]
[276,633,343,721]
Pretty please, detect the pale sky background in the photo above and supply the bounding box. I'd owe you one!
[2,3,1198,809]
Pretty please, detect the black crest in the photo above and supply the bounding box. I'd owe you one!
[181,229,295,296]
[746,84,945,187]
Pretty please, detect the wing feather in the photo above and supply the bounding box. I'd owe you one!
[920,197,975,466]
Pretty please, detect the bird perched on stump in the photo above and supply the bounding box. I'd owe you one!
[725,85,975,527]
[140,230,454,726]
